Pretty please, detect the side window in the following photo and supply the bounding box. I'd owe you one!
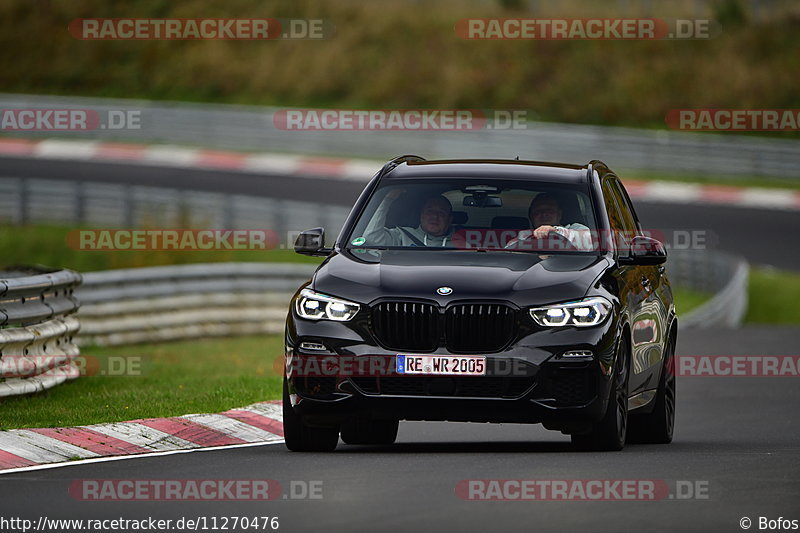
[612,179,640,233]
[602,178,633,253]
[602,179,622,231]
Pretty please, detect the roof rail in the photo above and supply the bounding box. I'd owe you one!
[376,154,426,180]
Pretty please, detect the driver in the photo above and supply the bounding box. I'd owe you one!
[507,193,592,250]
[362,190,454,247]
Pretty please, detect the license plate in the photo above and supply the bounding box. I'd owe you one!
[396,354,486,376]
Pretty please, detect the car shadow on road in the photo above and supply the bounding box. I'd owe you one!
[337,441,576,454]
[333,440,702,454]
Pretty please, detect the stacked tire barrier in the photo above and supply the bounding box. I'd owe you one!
[75,262,318,346]
[0,267,82,397]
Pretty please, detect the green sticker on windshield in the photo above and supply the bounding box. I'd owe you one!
[351,237,366,246]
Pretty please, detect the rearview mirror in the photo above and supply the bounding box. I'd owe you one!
[294,227,332,256]
[463,193,502,208]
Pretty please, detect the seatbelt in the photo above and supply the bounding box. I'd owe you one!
[397,227,427,247]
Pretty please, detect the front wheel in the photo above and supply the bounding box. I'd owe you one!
[282,378,339,452]
[572,335,630,451]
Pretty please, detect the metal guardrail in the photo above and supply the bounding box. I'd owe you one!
[2,93,799,179]
[0,177,351,249]
[667,249,749,328]
[76,263,318,346]
[0,267,82,397]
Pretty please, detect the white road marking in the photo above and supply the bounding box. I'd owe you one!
[34,140,98,159]
[142,145,199,166]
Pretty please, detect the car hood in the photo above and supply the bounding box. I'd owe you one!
[312,250,610,307]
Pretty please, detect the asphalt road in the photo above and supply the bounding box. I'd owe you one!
[3,156,799,270]
[2,326,798,533]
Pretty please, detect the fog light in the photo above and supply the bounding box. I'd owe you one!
[300,342,327,351]
[562,350,593,358]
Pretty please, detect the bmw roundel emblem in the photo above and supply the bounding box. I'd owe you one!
[437,286,453,295]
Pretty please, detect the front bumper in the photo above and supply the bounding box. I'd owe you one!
[284,310,618,431]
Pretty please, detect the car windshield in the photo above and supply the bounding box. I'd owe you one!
[345,178,600,254]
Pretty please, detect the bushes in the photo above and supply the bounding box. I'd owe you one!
[1,0,798,129]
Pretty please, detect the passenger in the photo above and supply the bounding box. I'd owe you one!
[363,191,454,247]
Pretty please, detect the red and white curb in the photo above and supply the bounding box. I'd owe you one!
[1,137,799,210]
[0,401,283,474]
[0,137,378,182]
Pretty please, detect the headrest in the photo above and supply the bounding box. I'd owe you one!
[491,215,530,230]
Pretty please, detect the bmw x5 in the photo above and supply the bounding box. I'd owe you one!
[284,156,676,452]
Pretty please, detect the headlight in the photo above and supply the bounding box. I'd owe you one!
[295,288,361,321]
[529,297,612,327]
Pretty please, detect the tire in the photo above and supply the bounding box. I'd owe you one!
[627,333,676,444]
[340,417,399,445]
[282,378,339,452]
[572,335,630,452]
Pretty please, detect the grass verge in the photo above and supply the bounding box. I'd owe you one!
[0,335,284,430]
[745,267,800,324]
[0,224,324,272]
[673,288,713,316]
[624,171,800,192]
[1,0,798,132]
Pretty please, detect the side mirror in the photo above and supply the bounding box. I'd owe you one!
[619,236,667,266]
[294,227,332,256]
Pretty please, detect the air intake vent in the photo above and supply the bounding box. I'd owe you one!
[371,301,516,353]
[372,301,439,352]
[445,303,515,353]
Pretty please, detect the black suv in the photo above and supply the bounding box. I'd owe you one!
[284,156,676,452]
